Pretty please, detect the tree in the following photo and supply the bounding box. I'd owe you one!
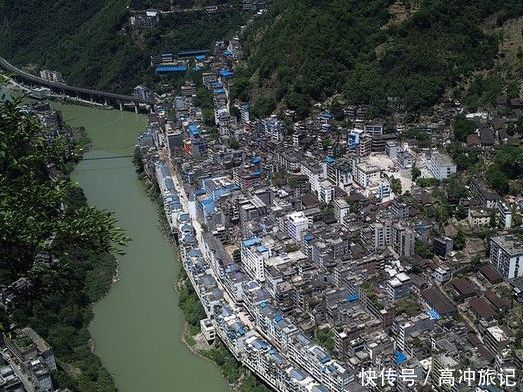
[453,115,476,142]
[315,328,335,354]
[390,176,402,195]
[411,164,421,181]
[0,97,127,278]
[453,231,466,251]
[415,240,434,259]
[229,138,240,149]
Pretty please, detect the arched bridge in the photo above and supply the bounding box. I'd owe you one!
[0,57,155,112]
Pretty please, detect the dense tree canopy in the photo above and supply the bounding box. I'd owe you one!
[237,0,523,118]
[0,95,126,390]
[0,0,246,94]
[0,97,127,280]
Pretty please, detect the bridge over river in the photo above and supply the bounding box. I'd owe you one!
[0,57,155,113]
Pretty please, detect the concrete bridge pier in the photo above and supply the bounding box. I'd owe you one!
[134,102,139,114]
[118,100,123,111]
[90,95,94,103]
[149,104,155,113]
[104,97,108,106]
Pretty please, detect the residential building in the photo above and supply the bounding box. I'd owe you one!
[241,237,272,281]
[489,235,523,280]
[433,237,453,259]
[433,266,452,284]
[467,208,490,227]
[333,198,350,225]
[391,222,415,257]
[497,201,512,229]
[318,180,335,204]
[200,318,216,341]
[286,211,310,242]
[427,152,456,180]
[386,272,412,301]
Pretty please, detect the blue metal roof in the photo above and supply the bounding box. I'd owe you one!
[156,65,188,73]
[256,245,269,253]
[394,351,407,365]
[242,237,261,247]
[428,308,440,320]
[346,294,359,302]
[325,156,335,164]
[188,124,200,137]
[219,69,234,78]
[195,54,206,61]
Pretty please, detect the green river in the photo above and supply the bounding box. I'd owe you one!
[51,103,228,392]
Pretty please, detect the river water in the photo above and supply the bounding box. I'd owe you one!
[52,103,228,392]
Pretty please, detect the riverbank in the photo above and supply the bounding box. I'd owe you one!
[133,147,271,392]
[62,103,229,392]
[0,96,122,391]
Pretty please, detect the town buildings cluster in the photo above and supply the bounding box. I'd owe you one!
[135,17,523,391]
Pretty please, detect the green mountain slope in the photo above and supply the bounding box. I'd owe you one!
[0,0,245,93]
[234,0,523,117]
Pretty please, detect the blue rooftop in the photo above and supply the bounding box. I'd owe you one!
[256,245,269,253]
[156,65,188,74]
[188,124,200,137]
[213,88,225,95]
[251,156,261,164]
[304,233,314,242]
[195,54,206,61]
[325,156,335,164]
[428,308,440,320]
[219,69,234,78]
[242,237,261,247]
[223,50,232,56]
[346,294,360,302]
[394,351,407,365]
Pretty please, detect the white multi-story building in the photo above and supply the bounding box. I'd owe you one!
[391,222,416,257]
[333,198,350,225]
[489,235,523,280]
[352,161,380,188]
[300,160,325,194]
[497,201,512,229]
[318,180,335,204]
[427,152,457,180]
[285,211,310,242]
[264,115,285,142]
[241,237,272,281]
[386,272,412,302]
[373,219,392,249]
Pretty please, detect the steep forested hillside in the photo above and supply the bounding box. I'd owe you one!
[233,0,523,118]
[0,0,245,93]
